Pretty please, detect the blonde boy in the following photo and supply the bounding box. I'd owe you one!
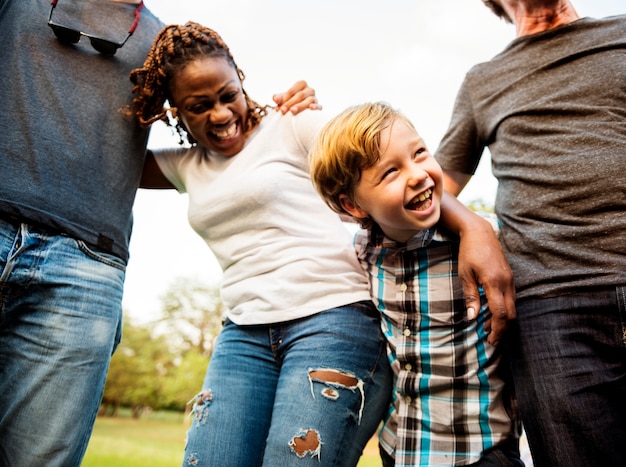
[309,102,522,467]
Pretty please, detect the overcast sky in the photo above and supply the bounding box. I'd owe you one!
[124,0,625,322]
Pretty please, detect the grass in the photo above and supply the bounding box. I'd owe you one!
[82,411,187,467]
[82,411,382,466]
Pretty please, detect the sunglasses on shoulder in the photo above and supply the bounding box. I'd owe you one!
[48,0,144,55]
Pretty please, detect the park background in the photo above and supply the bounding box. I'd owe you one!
[87,1,624,466]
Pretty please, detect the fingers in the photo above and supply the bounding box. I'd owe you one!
[273,80,307,104]
[461,277,516,346]
[481,282,516,346]
[288,98,323,115]
[272,80,322,115]
[456,216,516,346]
[459,274,481,321]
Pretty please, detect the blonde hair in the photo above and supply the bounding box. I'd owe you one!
[309,102,414,228]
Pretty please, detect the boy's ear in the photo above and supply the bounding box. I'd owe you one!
[339,194,369,219]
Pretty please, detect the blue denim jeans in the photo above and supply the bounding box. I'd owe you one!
[183,302,393,467]
[0,219,125,467]
[508,287,626,467]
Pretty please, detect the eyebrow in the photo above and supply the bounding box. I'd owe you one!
[217,79,239,95]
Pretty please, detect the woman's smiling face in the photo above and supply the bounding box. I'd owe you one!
[169,55,249,157]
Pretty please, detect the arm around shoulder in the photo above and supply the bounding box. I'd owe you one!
[439,190,516,346]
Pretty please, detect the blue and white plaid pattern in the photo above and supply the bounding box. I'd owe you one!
[355,227,519,467]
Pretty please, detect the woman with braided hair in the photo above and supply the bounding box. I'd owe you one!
[129,21,393,467]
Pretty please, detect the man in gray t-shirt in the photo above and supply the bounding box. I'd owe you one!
[435,1,626,466]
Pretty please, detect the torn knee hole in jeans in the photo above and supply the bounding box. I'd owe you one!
[307,368,365,424]
[185,452,199,466]
[289,428,322,459]
[188,389,213,426]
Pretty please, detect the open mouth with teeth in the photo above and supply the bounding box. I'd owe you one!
[210,121,239,142]
[405,188,433,211]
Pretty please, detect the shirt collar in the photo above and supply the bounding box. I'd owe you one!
[368,224,436,253]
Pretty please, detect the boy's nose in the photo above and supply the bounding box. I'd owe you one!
[408,170,429,187]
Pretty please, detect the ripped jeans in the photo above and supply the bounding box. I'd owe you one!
[183,301,393,467]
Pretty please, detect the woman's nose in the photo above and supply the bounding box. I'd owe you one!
[210,104,232,124]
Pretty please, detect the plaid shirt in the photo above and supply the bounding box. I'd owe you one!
[355,226,519,466]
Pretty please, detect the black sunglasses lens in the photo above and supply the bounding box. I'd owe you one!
[49,23,81,44]
[89,38,119,56]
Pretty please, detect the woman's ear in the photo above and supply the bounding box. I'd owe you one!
[339,194,369,219]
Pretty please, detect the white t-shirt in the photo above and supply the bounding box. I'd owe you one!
[153,110,371,324]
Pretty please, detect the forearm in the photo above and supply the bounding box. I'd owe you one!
[439,190,516,346]
[439,190,491,237]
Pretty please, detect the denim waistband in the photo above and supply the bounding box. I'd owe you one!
[0,211,65,236]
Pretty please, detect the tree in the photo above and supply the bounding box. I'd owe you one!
[100,277,223,414]
[159,348,210,411]
[156,277,224,356]
[101,318,173,416]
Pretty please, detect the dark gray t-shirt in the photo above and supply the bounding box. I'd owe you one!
[436,16,626,300]
[0,0,163,260]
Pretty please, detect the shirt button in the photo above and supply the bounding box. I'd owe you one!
[404,363,412,371]
[403,328,411,337]
[399,283,407,291]
[404,396,412,404]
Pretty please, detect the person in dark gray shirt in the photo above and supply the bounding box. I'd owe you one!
[0,2,163,466]
[435,1,626,466]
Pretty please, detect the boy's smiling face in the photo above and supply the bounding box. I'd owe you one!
[340,118,443,243]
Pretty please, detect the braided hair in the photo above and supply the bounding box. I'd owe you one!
[129,21,268,145]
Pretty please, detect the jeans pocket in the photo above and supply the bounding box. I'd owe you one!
[76,240,126,271]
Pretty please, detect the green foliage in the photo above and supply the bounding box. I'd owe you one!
[101,278,219,413]
[159,348,210,411]
[157,277,225,356]
[101,320,170,414]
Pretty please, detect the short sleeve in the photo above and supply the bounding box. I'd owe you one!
[434,77,485,176]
